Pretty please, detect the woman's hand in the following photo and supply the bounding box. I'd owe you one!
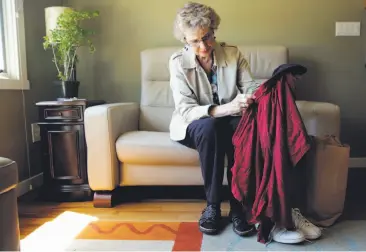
[209,93,255,117]
[229,93,255,114]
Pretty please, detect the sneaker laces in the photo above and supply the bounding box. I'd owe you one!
[292,208,313,228]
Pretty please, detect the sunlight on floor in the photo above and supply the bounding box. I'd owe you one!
[20,211,98,252]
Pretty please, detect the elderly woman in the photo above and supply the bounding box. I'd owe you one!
[169,1,321,244]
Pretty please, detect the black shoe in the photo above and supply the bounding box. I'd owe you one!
[229,210,255,236]
[199,204,221,235]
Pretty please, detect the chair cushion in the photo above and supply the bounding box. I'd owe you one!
[116,131,199,166]
[0,157,18,194]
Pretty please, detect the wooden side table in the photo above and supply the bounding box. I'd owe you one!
[36,99,105,201]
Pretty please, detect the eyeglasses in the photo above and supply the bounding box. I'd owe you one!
[185,31,215,47]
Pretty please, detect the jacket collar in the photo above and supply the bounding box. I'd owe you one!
[182,41,228,69]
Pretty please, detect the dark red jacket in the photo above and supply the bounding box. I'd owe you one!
[231,71,311,243]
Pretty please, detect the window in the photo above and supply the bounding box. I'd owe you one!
[0,0,28,90]
[0,4,5,73]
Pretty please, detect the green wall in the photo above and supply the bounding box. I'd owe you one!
[0,0,61,182]
[3,0,365,184]
[65,0,366,156]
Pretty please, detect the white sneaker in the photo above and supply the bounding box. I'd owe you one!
[292,208,322,240]
[270,226,305,244]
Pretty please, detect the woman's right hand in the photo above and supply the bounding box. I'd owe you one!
[226,93,255,115]
[209,93,255,117]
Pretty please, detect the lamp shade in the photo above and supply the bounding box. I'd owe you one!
[45,6,72,37]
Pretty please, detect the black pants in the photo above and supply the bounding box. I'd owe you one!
[178,116,241,208]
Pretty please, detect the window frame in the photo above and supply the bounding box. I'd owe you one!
[0,0,29,90]
[0,2,6,73]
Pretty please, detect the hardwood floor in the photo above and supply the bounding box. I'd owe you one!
[18,186,231,239]
[18,180,366,240]
[18,199,227,239]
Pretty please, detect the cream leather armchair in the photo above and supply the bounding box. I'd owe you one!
[85,45,341,208]
[0,157,20,251]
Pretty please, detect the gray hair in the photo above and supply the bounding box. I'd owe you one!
[173,2,221,43]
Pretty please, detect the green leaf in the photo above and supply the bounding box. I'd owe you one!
[43,8,100,81]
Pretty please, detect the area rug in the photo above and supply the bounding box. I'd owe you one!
[71,221,202,251]
[21,217,366,251]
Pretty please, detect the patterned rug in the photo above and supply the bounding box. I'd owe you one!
[71,221,202,251]
[20,212,366,251]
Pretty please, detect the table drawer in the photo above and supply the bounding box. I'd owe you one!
[42,106,82,121]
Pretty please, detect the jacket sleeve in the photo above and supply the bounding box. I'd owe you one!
[169,56,213,123]
[237,50,262,95]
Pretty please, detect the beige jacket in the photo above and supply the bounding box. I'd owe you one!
[169,42,261,141]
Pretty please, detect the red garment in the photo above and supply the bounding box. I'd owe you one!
[231,73,311,243]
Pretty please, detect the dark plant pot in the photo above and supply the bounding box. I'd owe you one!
[55,80,80,99]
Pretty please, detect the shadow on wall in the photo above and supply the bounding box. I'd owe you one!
[287,45,325,103]
[290,52,366,157]
[290,57,321,101]
[341,120,366,157]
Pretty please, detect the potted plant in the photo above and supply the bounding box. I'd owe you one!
[43,8,99,99]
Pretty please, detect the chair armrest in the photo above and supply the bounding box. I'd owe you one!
[0,157,20,251]
[0,157,18,195]
[85,102,139,191]
[296,100,341,138]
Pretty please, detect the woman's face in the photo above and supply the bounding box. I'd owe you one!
[184,27,215,58]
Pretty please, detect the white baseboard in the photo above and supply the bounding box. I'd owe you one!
[16,173,43,197]
[349,157,366,168]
